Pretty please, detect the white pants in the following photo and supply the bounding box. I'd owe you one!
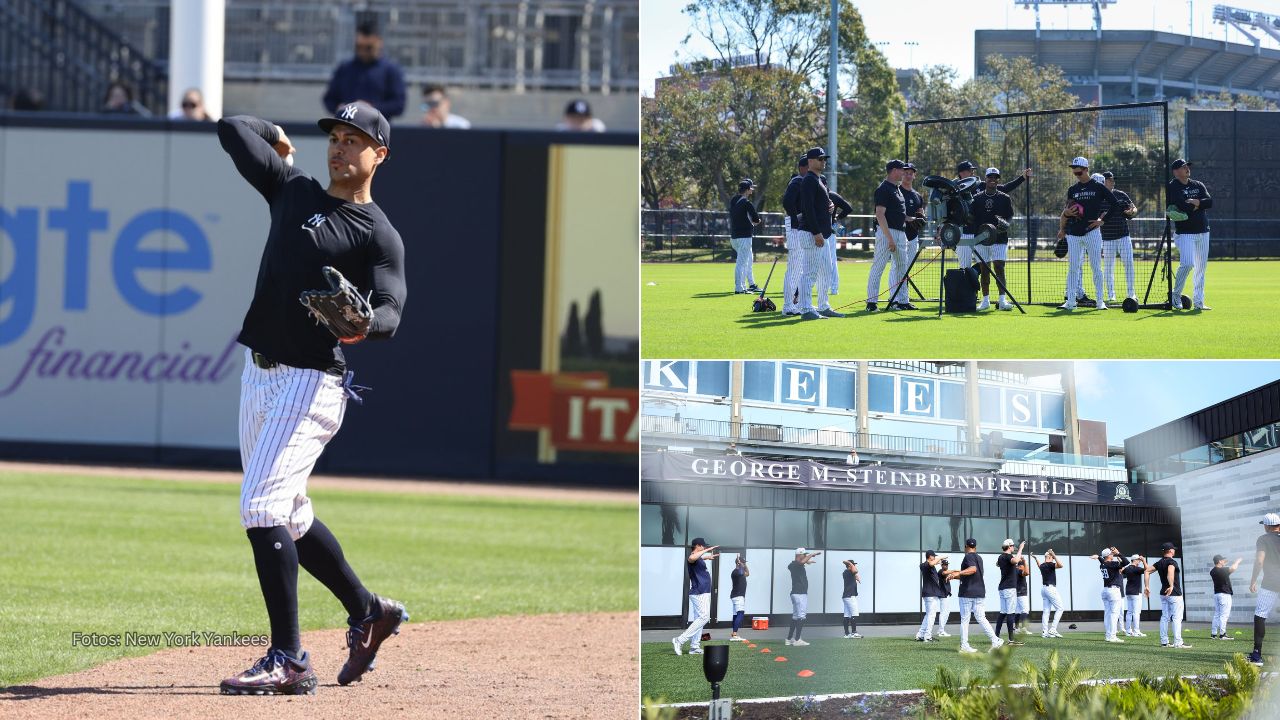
[795,234,824,314]
[1016,594,1029,614]
[731,237,755,292]
[972,242,1008,263]
[791,593,808,619]
[1066,228,1104,305]
[867,227,908,306]
[677,592,711,649]
[1173,231,1210,305]
[1040,586,1064,634]
[842,597,860,617]
[999,587,1017,614]
[239,349,348,541]
[955,235,975,268]
[732,596,746,614]
[825,234,840,295]
[959,597,998,646]
[1159,594,1184,646]
[1257,588,1280,619]
[1102,236,1135,300]
[936,595,953,633]
[815,234,838,311]
[918,596,940,638]
[1211,593,1233,636]
[1124,594,1143,634]
[1101,587,1123,639]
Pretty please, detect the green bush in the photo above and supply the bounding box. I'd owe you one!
[923,651,1263,720]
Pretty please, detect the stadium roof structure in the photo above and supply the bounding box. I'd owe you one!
[975,29,1280,102]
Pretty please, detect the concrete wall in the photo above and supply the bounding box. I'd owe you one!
[222,81,637,131]
[1151,446,1280,623]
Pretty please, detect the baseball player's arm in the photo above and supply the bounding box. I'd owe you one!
[800,176,824,245]
[743,565,750,577]
[1230,558,1243,573]
[748,201,762,225]
[1089,188,1117,229]
[1195,183,1213,209]
[362,225,407,340]
[1057,211,1068,240]
[997,174,1026,194]
[874,206,896,251]
[1163,565,1175,595]
[216,116,297,202]
[1250,549,1265,592]
[830,192,853,219]
[688,545,720,562]
[1168,183,1194,212]
[956,566,977,577]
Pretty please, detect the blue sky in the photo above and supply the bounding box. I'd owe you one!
[1075,361,1280,444]
[640,0,1280,95]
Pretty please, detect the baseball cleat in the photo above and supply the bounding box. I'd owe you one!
[936,630,951,637]
[748,284,760,292]
[997,299,1013,311]
[800,311,824,320]
[1171,643,1193,649]
[851,633,863,639]
[990,638,1005,651]
[1220,634,1234,640]
[1248,650,1264,666]
[1006,640,1025,646]
[1194,304,1212,310]
[1096,302,1108,310]
[337,594,409,686]
[1041,633,1051,639]
[1057,303,1075,311]
[977,298,991,311]
[915,636,925,642]
[865,302,877,312]
[958,645,979,654]
[688,647,704,655]
[1050,630,1064,638]
[899,302,919,310]
[220,649,318,695]
[1105,637,1125,643]
[785,638,793,646]
[672,638,683,655]
[729,635,746,642]
[792,639,810,647]
[818,309,846,318]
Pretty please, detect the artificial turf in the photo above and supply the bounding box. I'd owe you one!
[641,630,1267,703]
[640,260,1280,358]
[0,471,636,686]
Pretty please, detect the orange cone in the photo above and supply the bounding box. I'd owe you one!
[797,669,815,677]
[774,656,788,662]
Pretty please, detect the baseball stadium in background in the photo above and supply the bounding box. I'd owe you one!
[640,360,1280,629]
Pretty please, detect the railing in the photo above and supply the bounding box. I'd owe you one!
[641,209,1280,260]
[0,0,167,114]
[78,0,639,93]
[642,415,984,459]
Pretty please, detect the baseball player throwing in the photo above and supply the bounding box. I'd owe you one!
[215,100,409,695]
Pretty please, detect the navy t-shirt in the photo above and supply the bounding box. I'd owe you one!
[1100,559,1124,590]
[1100,189,1133,241]
[728,195,760,238]
[1166,178,1213,234]
[788,560,809,595]
[902,186,925,240]
[1210,566,1233,595]
[843,568,858,598]
[1015,560,1029,596]
[1122,565,1145,595]
[1258,533,1280,592]
[730,566,747,598]
[688,557,711,595]
[966,190,1013,242]
[997,553,1018,590]
[959,552,985,598]
[1065,179,1118,236]
[1039,561,1058,587]
[920,563,944,598]
[1153,557,1182,596]
[874,180,907,231]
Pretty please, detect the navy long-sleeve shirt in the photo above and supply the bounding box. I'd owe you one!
[1100,189,1134,241]
[217,116,407,372]
[1166,178,1213,234]
[323,57,407,119]
[798,172,833,237]
[728,194,760,238]
[1065,179,1119,236]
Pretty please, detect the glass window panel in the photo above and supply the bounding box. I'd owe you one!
[775,510,809,549]
[1066,521,1086,556]
[875,514,921,551]
[1041,393,1065,430]
[867,373,893,413]
[687,506,746,548]
[1077,521,1104,555]
[922,515,966,553]
[742,362,776,402]
[642,504,686,546]
[1102,523,1145,554]
[695,361,730,397]
[939,382,965,421]
[827,512,874,549]
[968,517,1008,552]
[979,386,1002,423]
[746,508,774,547]
[826,369,856,410]
[1027,521,1071,555]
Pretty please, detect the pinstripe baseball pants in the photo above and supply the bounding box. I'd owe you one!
[239,349,348,541]
[782,218,804,313]
[796,234,822,313]
[1102,236,1135,300]
[1065,228,1105,306]
[867,228,908,305]
[1173,231,1210,306]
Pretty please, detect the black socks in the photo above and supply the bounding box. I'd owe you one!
[295,518,374,621]
[1256,615,1266,652]
[246,526,300,657]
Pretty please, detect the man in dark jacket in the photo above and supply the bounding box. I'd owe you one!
[323,22,407,120]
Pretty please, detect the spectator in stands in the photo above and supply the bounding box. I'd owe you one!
[420,84,470,128]
[170,88,213,121]
[10,87,44,111]
[323,22,406,120]
[102,81,148,115]
[557,99,606,132]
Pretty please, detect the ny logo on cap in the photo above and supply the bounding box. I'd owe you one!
[339,104,359,121]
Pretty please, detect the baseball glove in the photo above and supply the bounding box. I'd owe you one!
[1053,236,1069,259]
[1166,204,1189,222]
[905,215,927,232]
[299,266,373,343]
[1063,202,1084,218]
[752,296,777,313]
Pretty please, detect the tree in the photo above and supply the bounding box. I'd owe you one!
[584,290,604,357]
[561,301,583,357]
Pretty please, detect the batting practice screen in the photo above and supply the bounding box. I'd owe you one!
[904,102,1172,306]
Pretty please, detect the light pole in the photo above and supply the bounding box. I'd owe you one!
[827,0,839,194]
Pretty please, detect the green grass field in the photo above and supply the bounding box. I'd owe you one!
[641,260,1280,358]
[0,471,636,687]
[642,631,1263,703]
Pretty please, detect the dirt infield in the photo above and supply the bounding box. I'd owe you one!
[1,611,637,719]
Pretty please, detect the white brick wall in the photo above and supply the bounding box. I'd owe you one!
[1151,446,1280,623]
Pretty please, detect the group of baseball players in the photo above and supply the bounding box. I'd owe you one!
[672,513,1280,666]
[728,152,1215,313]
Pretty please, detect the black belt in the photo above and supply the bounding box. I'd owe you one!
[251,351,342,377]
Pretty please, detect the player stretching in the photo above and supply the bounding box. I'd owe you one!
[1122,554,1147,637]
[1166,158,1214,310]
[995,539,1024,644]
[729,554,749,641]
[1248,513,1280,666]
[1092,547,1125,642]
[1034,550,1065,638]
[673,538,718,655]
[1210,554,1243,640]
[786,549,821,645]
[1057,157,1118,310]
[1146,541,1191,649]
[216,101,408,695]
[950,538,1004,653]
[842,558,863,638]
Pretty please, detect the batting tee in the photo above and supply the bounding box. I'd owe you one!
[904,102,1174,307]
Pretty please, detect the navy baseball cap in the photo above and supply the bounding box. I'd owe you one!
[318,100,390,149]
[903,162,916,171]
[1171,158,1191,170]
[956,160,976,172]
[965,538,977,548]
[1213,554,1226,563]
[1101,171,1115,179]
[885,159,907,171]
[798,155,809,168]
[925,550,938,558]
[1160,541,1177,551]
[690,537,708,548]
[565,99,592,116]
[805,147,829,160]
[738,178,755,191]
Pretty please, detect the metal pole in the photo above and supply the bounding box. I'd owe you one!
[827,0,839,194]
[1024,114,1032,303]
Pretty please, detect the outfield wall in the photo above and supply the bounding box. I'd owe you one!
[0,113,637,485]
